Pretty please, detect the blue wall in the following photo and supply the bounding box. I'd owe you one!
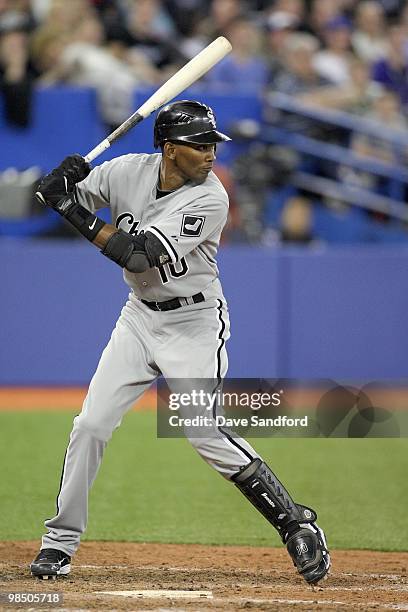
[1,240,408,384]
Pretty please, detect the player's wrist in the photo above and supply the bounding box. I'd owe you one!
[55,193,105,241]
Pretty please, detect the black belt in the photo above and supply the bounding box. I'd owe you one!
[141,292,205,312]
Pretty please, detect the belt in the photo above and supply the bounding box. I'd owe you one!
[141,292,205,312]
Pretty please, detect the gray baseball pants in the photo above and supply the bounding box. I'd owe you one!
[42,295,258,556]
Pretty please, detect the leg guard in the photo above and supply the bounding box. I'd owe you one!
[232,458,330,585]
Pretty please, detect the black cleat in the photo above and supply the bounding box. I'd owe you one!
[286,524,331,585]
[30,548,71,580]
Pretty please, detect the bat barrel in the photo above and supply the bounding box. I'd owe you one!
[83,36,232,164]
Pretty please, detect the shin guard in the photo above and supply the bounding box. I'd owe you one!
[232,458,331,584]
[232,458,316,540]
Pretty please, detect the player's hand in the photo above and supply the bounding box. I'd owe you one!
[58,155,92,186]
[36,154,91,207]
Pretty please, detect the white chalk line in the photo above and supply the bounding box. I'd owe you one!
[326,585,408,592]
[95,589,213,600]
[343,572,407,580]
[233,582,408,593]
[222,598,408,610]
[91,591,408,611]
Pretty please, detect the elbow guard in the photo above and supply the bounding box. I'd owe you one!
[101,230,171,273]
[101,230,147,269]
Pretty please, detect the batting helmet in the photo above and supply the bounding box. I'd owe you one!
[154,100,231,148]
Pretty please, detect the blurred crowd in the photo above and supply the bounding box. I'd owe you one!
[1,0,408,243]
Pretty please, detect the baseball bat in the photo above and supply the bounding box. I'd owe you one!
[83,36,232,163]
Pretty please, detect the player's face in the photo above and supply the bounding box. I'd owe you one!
[173,142,217,184]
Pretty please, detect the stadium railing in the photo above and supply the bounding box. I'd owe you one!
[265,92,408,219]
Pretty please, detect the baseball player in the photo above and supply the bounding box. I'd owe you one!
[30,100,330,585]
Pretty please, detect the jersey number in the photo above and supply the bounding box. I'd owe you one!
[115,212,188,284]
[159,258,189,284]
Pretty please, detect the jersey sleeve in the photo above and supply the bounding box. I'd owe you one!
[75,159,117,212]
[145,196,228,263]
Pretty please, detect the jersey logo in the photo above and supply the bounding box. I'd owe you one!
[207,108,216,128]
[159,253,170,265]
[181,215,205,237]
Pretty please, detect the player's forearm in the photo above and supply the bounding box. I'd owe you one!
[91,222,152,272]
[36,158,170,273]
[50,194,150,270]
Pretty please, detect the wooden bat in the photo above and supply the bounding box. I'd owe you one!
[84,36,232,163]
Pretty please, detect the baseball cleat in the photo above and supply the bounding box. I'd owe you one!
[30,548,71,579]
[286,524,331,585]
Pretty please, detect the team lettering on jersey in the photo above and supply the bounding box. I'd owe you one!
[116,212,140,236]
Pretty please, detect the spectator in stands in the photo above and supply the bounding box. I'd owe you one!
[180,0,249,65]
[341,89,408,200]
[205,16,268,92]
[270,0,305,24]
[90,0,127,43]
[263,10,299,83]
[371,24,408,107]
[379,0,406,21]
[269,33,325,95]
[279,195,315,244]
[198,0,246,40]
[262,195,318,246]
[130,0,176,40]
[309,0,343,42]
[400,2,408,36]
[265,33,331,135]
[351,89,408,166]
[313,15,354,84]
[35,0,93,36]
[30,0,52,24]
[36,15,158,131]
[0,16,37,127]
[29,0,96,75]
[124,0,185,74]
[352,1,389,64]
[30,27,67,75]
[165,0,207,38]
[299,58,381,115]
[0,0,35,33]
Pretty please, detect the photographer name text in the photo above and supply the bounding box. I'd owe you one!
[168,415,308,428]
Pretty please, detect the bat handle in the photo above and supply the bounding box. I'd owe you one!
[83,112,144,163]
[84,138,111,164]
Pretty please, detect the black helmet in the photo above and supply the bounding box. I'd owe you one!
[154,100,231,148]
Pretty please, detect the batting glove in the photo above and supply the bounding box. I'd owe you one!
[36,154,91,207]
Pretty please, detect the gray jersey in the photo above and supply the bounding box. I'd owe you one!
[76,153,229,301]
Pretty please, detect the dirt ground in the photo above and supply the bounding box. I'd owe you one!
[0,542,407,611]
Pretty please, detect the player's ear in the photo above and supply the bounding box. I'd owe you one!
[163,141,176,160]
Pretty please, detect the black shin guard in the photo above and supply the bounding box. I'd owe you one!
[232,458,330,584]
[231,458,317,541]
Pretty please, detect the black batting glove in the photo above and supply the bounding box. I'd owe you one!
[58,155,91,187]
[36,154,91,208]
